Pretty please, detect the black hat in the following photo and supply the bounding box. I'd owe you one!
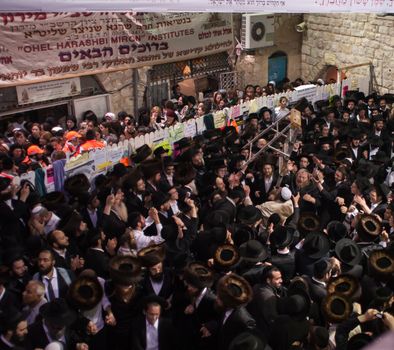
[137,243,166,267]
[322,294,352,324]
[368,135,384,148]
[236,206,262,225]
[162,156,175,168]
[284,287,311,321]
[174,137,191,150]
[347,334,372,350]
[183,262,214,289]
[311,327,329,349]
[372,151,389,164]
[217,273,253,308]
[111,163,127,178]
[42,191,67,212]
[229,331,266,350]
[327,274,361,301]
[294,97,309,113]
[335,238,362,266]
[40,298,77,327]
[382,93,394,104]
[209,157,227,171]
[271,226,294,249]
[214,244,240,271]
[303,232,330,259]
[174,163,196,185]
[109,256,142,285]
[203,129,222,140]
[132,144,152,163]
[356,214,381,242]
[232,224,254,247]
[327,221,348,243]
[153,146,167,158]
[348,128,362,139]
[298,212,320,235]
[64,173,90,198]
[152,191,170,209]
[140,159,162,179]
[68,276,103,310]
[369,249,394,278]
[239,240,268,263]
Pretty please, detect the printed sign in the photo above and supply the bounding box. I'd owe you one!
[0,12,233,86]
[1,0,393,13]
[16,77,81,105]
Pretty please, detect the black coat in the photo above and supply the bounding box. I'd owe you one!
[131,315,177,350]
[80,207,103,233]
[213,198,237,223]
[0,199,29,248]
[84,248,110,279]
[140,268,174,300]
[218,307,256,350]
[270,251,296,285]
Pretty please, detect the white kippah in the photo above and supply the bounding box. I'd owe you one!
[281,187,292,201]
[45,341,65,350]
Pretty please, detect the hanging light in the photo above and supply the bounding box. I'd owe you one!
[182,64,191,77]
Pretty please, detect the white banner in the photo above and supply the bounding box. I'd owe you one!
[0,12,233,86]
[16,77,81,104]
[0,0,393,12]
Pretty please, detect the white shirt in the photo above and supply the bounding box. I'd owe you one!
[170,201,179,215]
[134,226,164,252]
[0,287,5,303]
[24,298,47,325]
[0,335,14,348]
[195,288,207,308]
[312,277,326,287]
[223,309,234,325]
[264,176,273,193]
[146,319,159,350]
[351,147,358,158]
[43,268,59,300]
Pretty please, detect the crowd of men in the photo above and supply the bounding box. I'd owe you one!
[0,81,394,350]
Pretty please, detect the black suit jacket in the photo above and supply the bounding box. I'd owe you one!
[218,307,256,350]
[131,315,177,350]
[80,207,102,233]
[84,248,110,279]
[252,174,278,204]
[0,199,28,248]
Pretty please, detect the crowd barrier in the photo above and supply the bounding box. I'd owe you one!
[22,81,359,193]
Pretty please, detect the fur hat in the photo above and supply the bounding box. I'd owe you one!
[298,212,320,235]
[214,244,240,271]
[217,273,252,308]
[356,214,381,242]
[322,294,352,324]
[67,276,103,310]
[369,249,394,279]
[137,244,166,268]
[326,274,361,301]
[109,256,142,286]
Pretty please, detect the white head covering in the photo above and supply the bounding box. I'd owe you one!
[45,342,65,350]
[280,187,292,201]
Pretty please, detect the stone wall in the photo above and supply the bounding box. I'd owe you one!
[236,14,303,86]
[95,67,149,117]
[302,14,394,93]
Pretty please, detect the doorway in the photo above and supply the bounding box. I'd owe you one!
[268,51,288,85]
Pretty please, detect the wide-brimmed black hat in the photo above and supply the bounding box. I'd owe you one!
[372,151,389,164]
[356,214,381,242]
[229,331,266,350]
[271,225,294,249]
[183,262,214,289]
[327,221,348,243]
[40,298,77,327]
[239,240,268,263]
[214,244,240,271]
[142,294,168,310]
[284,287,311,321]
[236,206,262,225]
[153,146,168,159]
[152,191,170,209]
[109,256,142,285]
[174,162,196,185]
[68,276,103,310]
[232,224,255,247]
[64,173,90,197]
[302,232,330,259]
[137,243,166,268]
[335,238,362,266]
[322,294,352,324]
[131,144,152,163]
[217,273,253,308]
[369,249,394,278]
[326,274,361,301]
[140,159,162,179]
[298,212,320,234]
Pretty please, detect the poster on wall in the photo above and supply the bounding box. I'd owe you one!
[0,12,233,86]
[16,77,81,105]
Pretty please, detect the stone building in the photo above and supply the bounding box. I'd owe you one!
[301,13,394,94]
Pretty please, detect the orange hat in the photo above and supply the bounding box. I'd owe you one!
[27,145,44,156]
[65,131,82,141]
